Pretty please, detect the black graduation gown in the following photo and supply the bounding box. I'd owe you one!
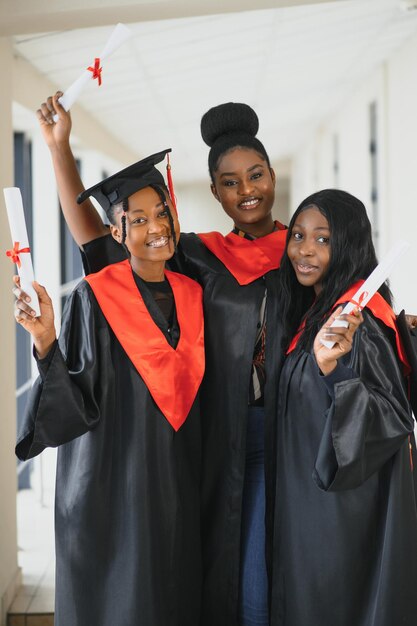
[16,272,203,626]
[81,232,285,626]
[271,310,417,626]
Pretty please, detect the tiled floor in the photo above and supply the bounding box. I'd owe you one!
[8,473,55,626]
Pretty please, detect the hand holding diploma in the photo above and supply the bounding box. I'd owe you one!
[13,276,57,360]
[4,187,40,317]
[52,22,132,121]
[314,306,364,376]
[321,240,411,350]
[37,91,72,150]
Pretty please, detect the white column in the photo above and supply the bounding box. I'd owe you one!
[0,36,21,626]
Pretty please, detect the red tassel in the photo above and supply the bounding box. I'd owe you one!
[166,153,177,215]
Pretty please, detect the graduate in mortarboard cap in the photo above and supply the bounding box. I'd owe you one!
[12,150,205,626]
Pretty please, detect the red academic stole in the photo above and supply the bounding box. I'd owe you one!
[197,223,287,285]
[85,260,205,431]
[287,281,410,375]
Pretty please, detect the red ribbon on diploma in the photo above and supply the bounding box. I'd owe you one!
[349,290,368,311]
[87,58,103,86]
[6,242,30,268]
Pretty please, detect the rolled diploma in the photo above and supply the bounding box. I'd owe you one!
[52,22,132,121]
[4,187,41,317]
[321,239,411,349]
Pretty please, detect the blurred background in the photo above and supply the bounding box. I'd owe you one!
[1,0,417,623]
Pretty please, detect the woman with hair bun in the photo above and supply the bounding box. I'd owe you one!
[176,102,287,626]
[32,94,283,626]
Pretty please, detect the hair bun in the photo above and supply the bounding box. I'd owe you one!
[200,102,259,147]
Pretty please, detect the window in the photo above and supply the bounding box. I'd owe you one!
[369,101,379,243]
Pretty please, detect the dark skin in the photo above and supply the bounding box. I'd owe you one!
[210,147,276,239]
[13,186,180,357]
[32,91,417,328]
[287,206,331,295]
[13,277,55,359]
[314,306,364,375]
[287,206,364,375]
[36,92,107,246]
[109,187,180,281]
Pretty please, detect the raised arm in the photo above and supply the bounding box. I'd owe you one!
[37,92,108,247]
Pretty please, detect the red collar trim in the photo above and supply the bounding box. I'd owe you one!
[287,281,410,374]
[197,223,287,285]
[85,260,205,430]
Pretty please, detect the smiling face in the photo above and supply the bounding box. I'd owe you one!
[210,147,276,236]
[287,205,331,295]
[110,186,180,280]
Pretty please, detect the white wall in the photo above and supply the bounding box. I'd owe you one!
[176,180,233,234]
[291,65,387,224]
[0,37,21,626]
[386,33,417,312]
[290,34,417,311]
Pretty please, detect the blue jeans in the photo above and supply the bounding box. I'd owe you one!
[239,406,269,626]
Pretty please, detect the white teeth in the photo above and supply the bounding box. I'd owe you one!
[147,237,168,248]
[297,263,316,272]
[240,198,259,207]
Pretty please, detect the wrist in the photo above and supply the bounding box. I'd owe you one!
[34,333,57,360]
[317,358,338,376]
[49,140,71,157]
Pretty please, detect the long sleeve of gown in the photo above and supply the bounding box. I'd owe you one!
[80,229,127,274]
[314,312,414,491]
[167,234,200,281]
[16,284,104,461]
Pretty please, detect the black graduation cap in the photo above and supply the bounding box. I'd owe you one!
[77,148,172,214]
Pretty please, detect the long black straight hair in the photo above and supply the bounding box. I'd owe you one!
[278,189,392,352]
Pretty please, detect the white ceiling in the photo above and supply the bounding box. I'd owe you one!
[12,0,417,183]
